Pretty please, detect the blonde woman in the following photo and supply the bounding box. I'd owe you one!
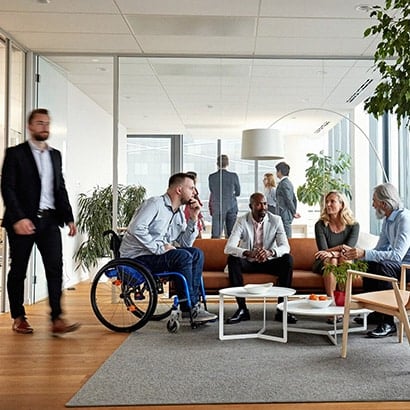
[263,172,277,214]
[313,191,360,307]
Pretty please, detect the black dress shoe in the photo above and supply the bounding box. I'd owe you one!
[275,311,297,324]
[354,312,379,325]
[366,323,397,338]
[226,308,250,324]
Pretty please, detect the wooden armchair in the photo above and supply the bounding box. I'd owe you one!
[341,264,410,358]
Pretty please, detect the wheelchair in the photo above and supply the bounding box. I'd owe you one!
[90,230,209,333]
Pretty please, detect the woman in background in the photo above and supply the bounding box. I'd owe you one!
[263,172,277,214]
[313,190,359,301]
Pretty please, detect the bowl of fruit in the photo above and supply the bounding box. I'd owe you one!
[306,293,332,308]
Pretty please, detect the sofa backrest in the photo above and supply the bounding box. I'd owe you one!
[194,238,228,270]
[194,237,318,272]
[288,238,317,270]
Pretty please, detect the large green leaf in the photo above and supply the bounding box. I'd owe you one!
[74,184,146,271]
[297,151,352,207]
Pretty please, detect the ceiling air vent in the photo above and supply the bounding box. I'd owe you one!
[346,78,374,103]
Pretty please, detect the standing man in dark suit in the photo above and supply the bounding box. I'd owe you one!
[208,154,241,238]
[1,108,80,335]
[275,162,300,238]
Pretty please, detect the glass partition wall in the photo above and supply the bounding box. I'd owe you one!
[2,49,408,310]
[38,55,398,239]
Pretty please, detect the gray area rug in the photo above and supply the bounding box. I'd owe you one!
[67,305,410,407]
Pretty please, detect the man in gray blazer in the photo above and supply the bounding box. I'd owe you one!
[208,154,241,238]
[275,161,300,238]
[223,192,297,324]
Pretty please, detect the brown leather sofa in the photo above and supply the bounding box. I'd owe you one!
[194,237,362,295]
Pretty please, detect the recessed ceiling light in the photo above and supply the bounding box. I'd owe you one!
[96,67,107,72]
[37,0,51,4]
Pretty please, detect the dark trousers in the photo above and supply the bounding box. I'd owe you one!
[136,247,204,310]
[227,253,293,309]
[364,261,403,325]
[6,214,63,321]
[211,207,237,238]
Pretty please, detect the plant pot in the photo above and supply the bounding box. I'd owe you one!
[333,290,346,306]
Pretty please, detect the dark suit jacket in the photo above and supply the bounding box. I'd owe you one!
[275,177,297,223]
[1,141,74,229]
[208,169,241,213]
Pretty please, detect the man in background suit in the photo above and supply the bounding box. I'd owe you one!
[1,108,80,335]
[208,154,241,238]
[275,161,300,238]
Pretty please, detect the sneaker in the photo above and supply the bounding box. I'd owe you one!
[51,318,81,336]
[191,303,217,323]
[12,316,33,334]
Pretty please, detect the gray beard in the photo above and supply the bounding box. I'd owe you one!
[375,208,386,219]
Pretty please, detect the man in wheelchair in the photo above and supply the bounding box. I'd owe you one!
[120,172,217,323]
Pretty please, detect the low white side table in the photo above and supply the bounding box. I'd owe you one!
[276,299,372,345]
[218,286,296,343]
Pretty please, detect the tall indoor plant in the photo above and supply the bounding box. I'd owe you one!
[296,150,352,208]
[363,0,410,127]
[74,184,146,271]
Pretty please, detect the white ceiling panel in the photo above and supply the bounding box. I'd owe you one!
[116,0,261,16]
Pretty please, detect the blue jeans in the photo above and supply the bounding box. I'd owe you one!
[135,247,204,309]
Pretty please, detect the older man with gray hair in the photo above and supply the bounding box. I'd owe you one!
[343,183,410,338]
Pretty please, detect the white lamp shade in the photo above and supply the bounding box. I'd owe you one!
[241,128,285,160]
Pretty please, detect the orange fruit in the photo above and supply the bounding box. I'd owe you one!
[309,294,319,300]
[318,295,328,301]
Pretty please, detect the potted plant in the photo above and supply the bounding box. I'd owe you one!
[363,0,410,128]
[323,260,368,306]
[74,184,146,271]
[297,150,352,208]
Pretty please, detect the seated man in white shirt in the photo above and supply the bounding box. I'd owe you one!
[223,192,297,324]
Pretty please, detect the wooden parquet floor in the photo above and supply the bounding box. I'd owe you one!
[0,281,408,410]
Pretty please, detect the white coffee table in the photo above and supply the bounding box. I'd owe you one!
[218,286,296,343]
[276,299,372,345]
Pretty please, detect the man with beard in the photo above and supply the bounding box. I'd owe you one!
[120,172,217,323]
[1,108,80,335]
[223,192,296,324]
[343,183,410,338]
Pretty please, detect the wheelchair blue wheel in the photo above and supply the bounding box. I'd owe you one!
[90,258,158,332]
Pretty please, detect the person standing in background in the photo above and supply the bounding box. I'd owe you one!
[1,108,80,335]
[275,161,300,238]
[263,172,277,214]
[208,154,241,238]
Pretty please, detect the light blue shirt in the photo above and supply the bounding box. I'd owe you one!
[119,194,198,258]
[29,140,55,210]
[364,208,410,263]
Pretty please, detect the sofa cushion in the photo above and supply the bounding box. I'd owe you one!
[288,238,317,271]
[194,238,228,270]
